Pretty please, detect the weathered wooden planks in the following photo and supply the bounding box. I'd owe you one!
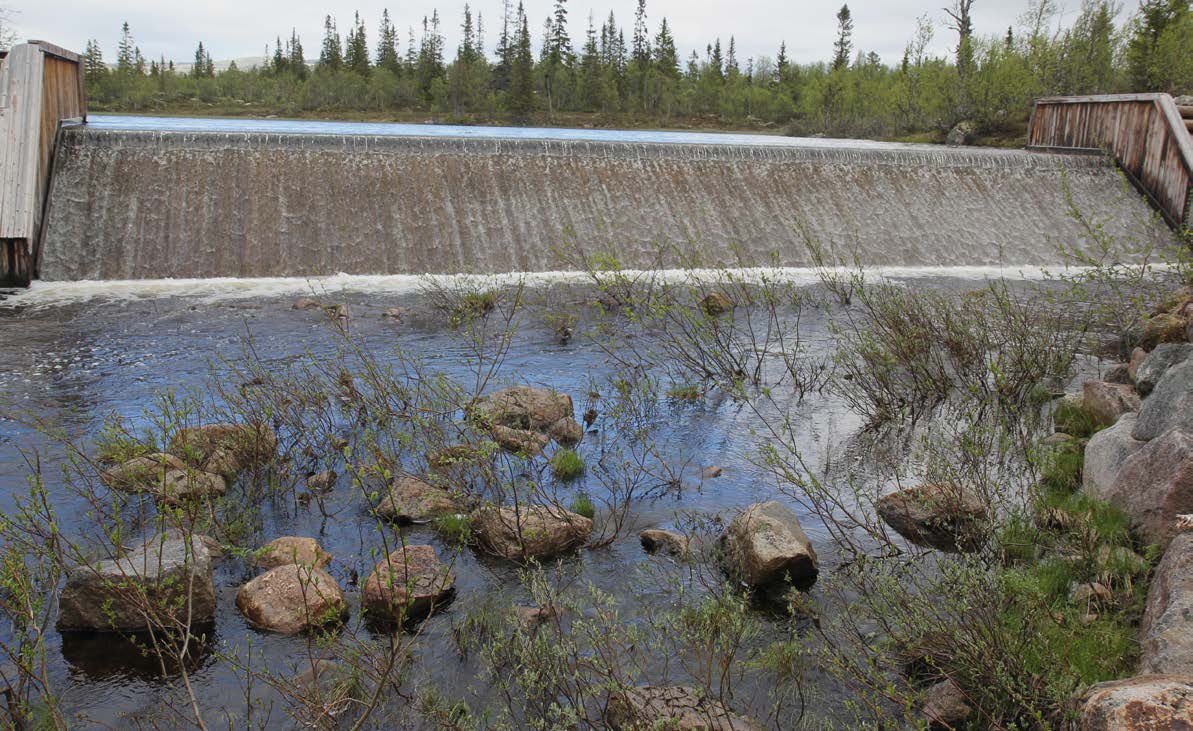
[1027,93,1192,228]
[0,41,85,285]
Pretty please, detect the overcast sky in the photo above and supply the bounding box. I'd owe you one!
[10,0,1111,67]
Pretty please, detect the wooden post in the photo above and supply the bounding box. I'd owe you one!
[0,41,86,286]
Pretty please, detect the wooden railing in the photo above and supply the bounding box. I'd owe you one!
[0,41,86,286]
[1027,93,1193,229]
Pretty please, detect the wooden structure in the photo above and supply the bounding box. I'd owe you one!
[0,41,86,286]
[1028,93,1193,230]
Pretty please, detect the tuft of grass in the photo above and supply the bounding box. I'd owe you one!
[550,448,585,481]
[568,493,595,519]
[666,383,703,401]
[433,513,474,545]
[1052,400,1101,438]
[1039,443,1085,499]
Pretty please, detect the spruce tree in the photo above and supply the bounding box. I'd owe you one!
[346,12,371,76]
[289,30,308,80]
[117,22,135,74]
[377,10,401,74]
[319,16,343,71]
[507,3,536,120]
[832,4,853,70]
[83,40,107,83]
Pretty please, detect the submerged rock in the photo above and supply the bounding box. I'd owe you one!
[1080,675,1193,730]
[362,545,455,622]
[1135,344,1193,397]
[1142,532,1193,675]
[472,386,574,432]
[471,504,593,561]
[293,659,357,718]
[58,533,216,632]
[1082,381,1140,427]
[257,537,332,570]
[292,297,321,310]
[702,466,724,479]
[720,501,817,588]
[155,469,227,505]
[876,484,987,552]
[307,469,337,492]
[374,476,455,524]
[640,529,690,556]
[236,564,346,635]
[1105,428,1193,550]
[606,685,762,730]
[1083,412,1147,499]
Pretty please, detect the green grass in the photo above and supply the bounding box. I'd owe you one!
[550,448,585,481]
[433,513,474,545]
[666,383,703,401]
[568,493,595,519]
[1052,400,1101,438]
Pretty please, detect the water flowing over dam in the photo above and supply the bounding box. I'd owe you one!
[37,116,1172,281]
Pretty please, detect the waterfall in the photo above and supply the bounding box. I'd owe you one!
[37,125,1172,281]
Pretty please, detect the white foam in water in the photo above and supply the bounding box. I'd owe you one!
[2,265,1104,309]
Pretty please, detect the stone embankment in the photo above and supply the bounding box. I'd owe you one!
[1076,290,1193,726]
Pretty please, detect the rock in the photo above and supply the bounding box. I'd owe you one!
[1130,347,1149,381]
[471,504,593,561]
[491,424,550,455]
[154,469,227,505]
[101,453,187,491]
[169,423,278,477]
[1080,675,1193,730]
[511,604,559,627]
[876,484,988,552]
[472,386,574,432]
[381,307,406,320]
[1104,429,1193,550]
[606,686,762,730]
[1104,363,1133,385]
[258,537,332,570]
[374,476,455,524]
[720,501,818,588]
[699,292,735,316]
[547,417,584,446]
[307,470,336,492]
[640,529,690,556]
[921,679,973,729]
[235,564,346,635]
[362,545,455,622]
[1082,381,1140,427]
[1142,532,1193,674]
[946,120,978,146]
[702,466,724,479]
[292,297,321,310]
[1071,582,1112,605]
[1136,344,1193,398]
[159,528,225,560]
[1141,313,1189,349]
[293,659,357,718]
[1083,412,1147,499]
[58,534,216,631]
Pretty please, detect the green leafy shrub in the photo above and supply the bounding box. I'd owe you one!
[550,449,585,481]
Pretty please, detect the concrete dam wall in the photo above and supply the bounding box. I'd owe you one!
[38,126,1172,281]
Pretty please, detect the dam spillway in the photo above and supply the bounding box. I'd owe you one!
[37,116,1172,281]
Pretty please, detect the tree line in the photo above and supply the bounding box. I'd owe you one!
[80,0,1192,139]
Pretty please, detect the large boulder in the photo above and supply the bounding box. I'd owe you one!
[1080,675,1193,730]
[1083,412,1147,499]
[236,564,346,635]
[1132,359,1193,441]
[876,484,988,552]
[1135,344,1193,397]
[1142,532,1193,674]
[169,422,278,477]
[490,424,550,456]
[606,686,762,731]
[154,469,227,505]
[58,534,216,631]
[547,417,585,446]
[362,545,455,622]
[921,679,973,729]
[472,386,574,432]
[699,292,735,316]
[720,501,818,588]
[1104,429,1193,550]
[471,504,593,561]
[374,476,456,524]
[257,537,332,570]
[1082,381,1140,427]
[640,529,690,556]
